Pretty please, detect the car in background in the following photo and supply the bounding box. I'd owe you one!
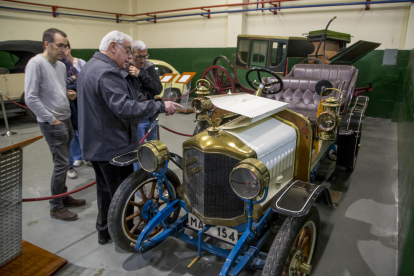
[149,59,185,103]
[0,41,185,120]
[0,40,43,118]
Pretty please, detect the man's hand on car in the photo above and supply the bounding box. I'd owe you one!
[129,65,140,77]
[67,89,77,100]
[165,101,183,116]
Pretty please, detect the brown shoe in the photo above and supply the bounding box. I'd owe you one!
[50,207,79,221]
[63,196,86,207]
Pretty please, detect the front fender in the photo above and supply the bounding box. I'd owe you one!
[271,180,334,217]
[110,150,183,168]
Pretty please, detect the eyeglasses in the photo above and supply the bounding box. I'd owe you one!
[118,44,132,55]
[133,54,149,60]
[52,43,69,50]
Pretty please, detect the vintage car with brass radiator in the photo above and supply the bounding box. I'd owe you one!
[107,70,368,275]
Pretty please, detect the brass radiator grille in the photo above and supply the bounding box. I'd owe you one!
[184,148,244,219]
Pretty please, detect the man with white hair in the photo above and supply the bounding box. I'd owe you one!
[77,30,182,245]
[128,40,163,170]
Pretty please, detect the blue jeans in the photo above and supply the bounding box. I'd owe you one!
[69,130,82,167]
[39,119,74,210]
[133,119,158,171]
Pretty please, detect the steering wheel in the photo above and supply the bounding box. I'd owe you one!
[245,68,283,94]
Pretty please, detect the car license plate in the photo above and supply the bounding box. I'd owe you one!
[187,213,238,245]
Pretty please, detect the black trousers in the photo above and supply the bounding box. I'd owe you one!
[91,161,133,240]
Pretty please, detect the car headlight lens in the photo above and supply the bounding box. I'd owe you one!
[316,112,337,132]
[192,98,212,114]
[137,140,170,172]
[229,158,270,200]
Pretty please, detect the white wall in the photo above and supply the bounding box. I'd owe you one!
[135,0,228,48]
[134,0,413,49]
[405,3,414,50]
[245,1,411,49]
[0,0,412,49]
[0,0,132,49]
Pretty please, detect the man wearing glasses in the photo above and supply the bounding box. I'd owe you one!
[25,28,86,222]
[128,40,163,170]
[128,40,162,98]
[77,30,182,245]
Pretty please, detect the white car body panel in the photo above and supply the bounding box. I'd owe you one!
[226,116,297,201]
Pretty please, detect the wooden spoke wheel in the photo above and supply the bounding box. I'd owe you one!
[108,169,181,253]
[123,178,173,241]
[283,221,317,276]
[202,65,235,95]
[263,207,320,276]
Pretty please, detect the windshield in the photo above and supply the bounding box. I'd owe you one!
[0,51,19,73]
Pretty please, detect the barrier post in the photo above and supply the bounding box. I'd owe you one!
[0,90,17,137]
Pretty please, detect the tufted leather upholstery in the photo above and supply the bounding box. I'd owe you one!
[263,64,358,121]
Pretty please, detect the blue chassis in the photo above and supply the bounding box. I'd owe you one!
[135,142,337,276]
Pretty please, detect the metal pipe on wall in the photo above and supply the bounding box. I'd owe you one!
[130,0,298,16]
[1,0,299,20]
[0,0,412,23]
[131,0,413,22]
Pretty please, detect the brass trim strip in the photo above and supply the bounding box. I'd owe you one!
[276,109,313,181]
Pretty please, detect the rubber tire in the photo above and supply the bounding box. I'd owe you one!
[347,126,362,172]
[163,88,182,103]
[262,207,320,276]
[108,168,181,253]
[337,127,362,173]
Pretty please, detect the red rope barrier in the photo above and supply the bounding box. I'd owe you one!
[159,124,193,137]
[155,88,196,101]
[22,121,158,202]
[22,117,190,202]
[22,181,96,202]
[6,97,29,109]
[139,130,150,145]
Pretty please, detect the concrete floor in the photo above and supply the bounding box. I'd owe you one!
[0,112,398,276]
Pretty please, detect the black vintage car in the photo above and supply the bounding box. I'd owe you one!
[0,40,43,117]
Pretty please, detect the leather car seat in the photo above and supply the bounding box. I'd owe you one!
[264,64,358,122]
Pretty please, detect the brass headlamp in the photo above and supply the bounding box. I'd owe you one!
[194,79,211,98]
[192,79,212,116]
[315,80,343,140]
[137,140,170,172]
[229,158,270,200]
[191,97,212,114]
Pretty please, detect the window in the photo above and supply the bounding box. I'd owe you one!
[154,65,172,77]
[270,42,286,67]
[250,41,268,67]
[0,51,19,71]
[238,39,249,64]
